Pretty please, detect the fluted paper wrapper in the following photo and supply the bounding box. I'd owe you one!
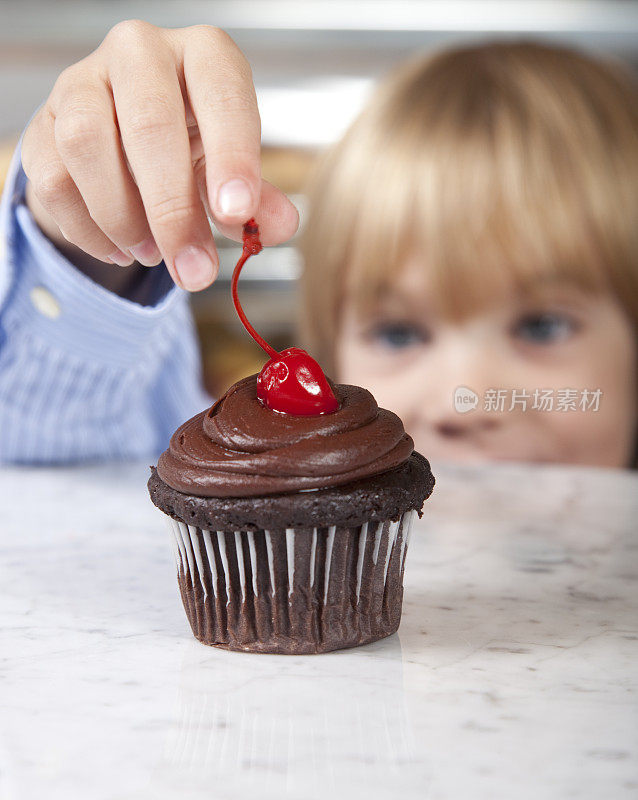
[161,511,417,654]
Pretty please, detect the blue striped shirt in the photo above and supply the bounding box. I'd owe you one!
[0,139,210,464]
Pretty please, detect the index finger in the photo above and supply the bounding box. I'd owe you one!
[107,23,218,291]
[182,27,262,224]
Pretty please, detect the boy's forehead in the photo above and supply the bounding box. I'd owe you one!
[382,254,514,309]
[358,256,601,318]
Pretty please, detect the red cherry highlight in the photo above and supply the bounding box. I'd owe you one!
[231,220,339,415]
[257,347,339,415]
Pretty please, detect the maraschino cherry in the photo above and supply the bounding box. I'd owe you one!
[231,219,339,415]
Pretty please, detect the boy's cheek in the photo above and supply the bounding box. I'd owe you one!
[550,338,637,466]
[537,407,627,467]
[521,367,635,467]
[336,340,421,421]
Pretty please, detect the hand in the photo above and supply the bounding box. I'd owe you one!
[21,20,299,292]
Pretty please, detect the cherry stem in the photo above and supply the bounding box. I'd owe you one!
[231,219,279,360]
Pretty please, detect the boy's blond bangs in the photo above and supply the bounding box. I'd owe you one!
[300,42,638,372]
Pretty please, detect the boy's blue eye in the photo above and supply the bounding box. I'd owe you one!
[513,313,576,344]
[370,322,427,349]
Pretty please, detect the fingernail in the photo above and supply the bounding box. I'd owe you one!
[217,178,252,217]
[129,236,162,267]
[174,246,217,291]
[109,249,135,267]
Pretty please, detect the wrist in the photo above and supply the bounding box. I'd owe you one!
[25,179,152,298]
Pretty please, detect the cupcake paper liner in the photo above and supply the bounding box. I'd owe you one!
[162,510,417,654]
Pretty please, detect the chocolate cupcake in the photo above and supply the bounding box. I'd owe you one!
[148,374,435,654]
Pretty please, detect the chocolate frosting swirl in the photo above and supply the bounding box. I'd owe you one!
[157,375,414,497]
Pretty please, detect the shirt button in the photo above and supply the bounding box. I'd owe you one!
[30,286,61,319]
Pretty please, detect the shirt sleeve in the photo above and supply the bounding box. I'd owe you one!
[0,138,212,464]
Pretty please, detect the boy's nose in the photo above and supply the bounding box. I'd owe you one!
[415,348,506,439]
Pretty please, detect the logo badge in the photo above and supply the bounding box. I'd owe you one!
[454,386,478,413]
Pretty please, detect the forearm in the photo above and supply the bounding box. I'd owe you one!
[0,139,210,464]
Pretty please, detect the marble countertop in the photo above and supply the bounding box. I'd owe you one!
[1,461,636,799]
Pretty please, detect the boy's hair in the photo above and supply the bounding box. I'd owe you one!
[299,41,638,374]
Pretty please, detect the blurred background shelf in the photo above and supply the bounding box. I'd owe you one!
[2,0,637,393]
